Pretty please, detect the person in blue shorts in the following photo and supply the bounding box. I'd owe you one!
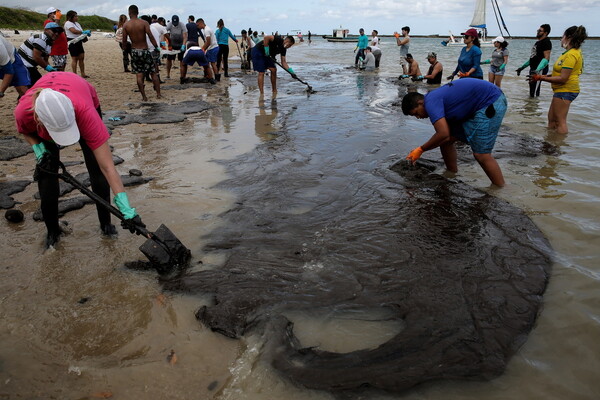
[401,79,507,186]
[251,34,295,95]
[0,36,30,98]
[180,46,216,84]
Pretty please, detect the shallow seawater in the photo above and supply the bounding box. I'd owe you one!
[1,37,599,399]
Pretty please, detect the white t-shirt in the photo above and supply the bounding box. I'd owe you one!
[64,21,83,39]
[202,25,218,51]
[0,36,16,66]
[146,24,161,50]
[151,23,168,43]
[370,36,380,52]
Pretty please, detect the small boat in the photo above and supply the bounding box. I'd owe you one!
[441,0,511,47]
[322,27,356,43]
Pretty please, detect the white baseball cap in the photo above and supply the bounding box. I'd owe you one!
[46,7,57,14]
[34,89,81,146]
[493,36,505,43]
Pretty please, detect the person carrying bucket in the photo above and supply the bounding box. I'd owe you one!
[14,72,146,248]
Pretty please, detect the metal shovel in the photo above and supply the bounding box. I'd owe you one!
[55,161,191,274]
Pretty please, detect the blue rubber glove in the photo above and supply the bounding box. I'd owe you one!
[264,46,270,56]
[287,67,295,75]
[160,41,166,47]
[400,74,409,79]
[113,192,137,220]
[181,44,186,51]
[416,75,424,80]
[499,63,506,70]
[32,143,49,161]
[45,65,57,72]
[481,59,491,65]
[82,29,91,36]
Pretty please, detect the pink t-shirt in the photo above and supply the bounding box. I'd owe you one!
[14,72,109,150]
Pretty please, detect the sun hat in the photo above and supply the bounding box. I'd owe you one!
[46,7,57,14]
[461,28,478,37]
[427,51,437,58]
[493,36,505,43]
[34,89,81,146]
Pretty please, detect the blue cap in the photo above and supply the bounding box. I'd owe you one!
[44,22,63,31]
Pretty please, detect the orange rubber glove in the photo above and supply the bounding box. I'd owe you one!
[394,32,400,38]
[528,74,544,82]
[406,147,424,164]
[458,71,471,78]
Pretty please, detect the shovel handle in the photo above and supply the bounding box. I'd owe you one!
[272,58,312,88]
[55,161,152,237]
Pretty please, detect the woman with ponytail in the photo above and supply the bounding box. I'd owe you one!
[529,25,587,134]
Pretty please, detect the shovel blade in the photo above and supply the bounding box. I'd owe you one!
[139,224,191,274]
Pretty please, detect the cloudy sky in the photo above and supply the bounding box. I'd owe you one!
[7,0,600,36]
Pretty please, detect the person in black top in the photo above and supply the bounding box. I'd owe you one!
[423,52,443,84]
[516,24,552,97]
[250,34,295,95]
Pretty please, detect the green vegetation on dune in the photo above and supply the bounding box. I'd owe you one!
[0,6,115,31]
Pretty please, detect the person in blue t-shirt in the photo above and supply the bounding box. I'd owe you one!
[401,79,507,186]
[448,28,483,80]
[215,18,238,78]
[354,28,368,67]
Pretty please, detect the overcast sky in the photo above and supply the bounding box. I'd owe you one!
[7,0,600,36]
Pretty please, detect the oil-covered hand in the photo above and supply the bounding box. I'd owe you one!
[515,67,523,76]
[121,215,147,235]
[406,146,424,164]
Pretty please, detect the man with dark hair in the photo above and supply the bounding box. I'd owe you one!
[394,26,410,75]
[122,4,161,100]
[250,34,295,95]
[401,78,507,186]
[516,24,552,97]
[354,28,368,67]
[186,15,199,47]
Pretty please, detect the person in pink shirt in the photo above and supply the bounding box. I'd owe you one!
[14,72,146,248]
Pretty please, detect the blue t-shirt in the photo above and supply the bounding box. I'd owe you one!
[215,27,237,45]
[357,34,368,49]
[454,46,483,78]
[424,79,502,125]
[186,22,199,44]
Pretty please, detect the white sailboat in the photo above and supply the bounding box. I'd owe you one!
[441,0,510,47]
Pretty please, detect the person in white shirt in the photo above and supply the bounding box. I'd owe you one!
[0,36,30,97]
[370,30,382,68]
[196,18,220,81]
[64,10,91,78]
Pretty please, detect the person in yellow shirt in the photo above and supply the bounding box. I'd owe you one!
[529,25,587,134]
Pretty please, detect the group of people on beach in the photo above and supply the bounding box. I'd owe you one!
[0,9,589,247]
[398,23,587,188]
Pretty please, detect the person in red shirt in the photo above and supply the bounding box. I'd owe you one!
[14,72,146,248]
[44,7,68,71]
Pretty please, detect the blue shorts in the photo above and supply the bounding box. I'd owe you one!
[553,92,579,101]
[251,46,275,73]
[205,47,219,63]
[183,49,208,67]
[453,93,507,154]
[0,51,30,87]
[489,65,505,76]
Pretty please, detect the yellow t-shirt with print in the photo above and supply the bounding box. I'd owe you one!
[551,48,583,93]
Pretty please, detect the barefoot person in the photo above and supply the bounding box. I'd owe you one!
[401,78,507,187]
[250,34,295,95]
[122,4,161,101]
[14,72,146,248]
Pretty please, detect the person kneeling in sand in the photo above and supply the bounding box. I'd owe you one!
[401,78,507,186]
[122,4,161,101]
[180,46,216,85]
[359,47,376,71]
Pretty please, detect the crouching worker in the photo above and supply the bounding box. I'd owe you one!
[401,78,507,186]
[251,34,295,95]
[14,72,146,248]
